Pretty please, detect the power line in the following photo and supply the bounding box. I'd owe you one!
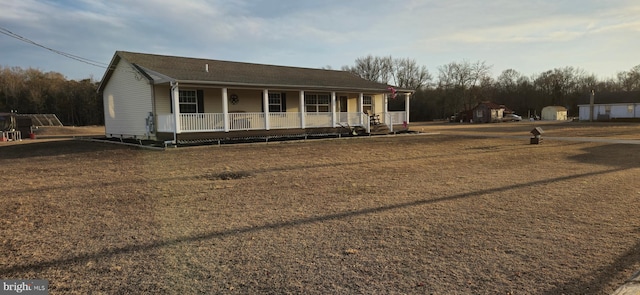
[0,26,108,68]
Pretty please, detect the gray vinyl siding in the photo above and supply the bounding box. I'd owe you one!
[103,60,153,138]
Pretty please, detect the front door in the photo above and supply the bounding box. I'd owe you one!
[338,96,348,112]
[337,96,348,123]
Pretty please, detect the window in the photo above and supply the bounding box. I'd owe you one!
[305,94,330,112]
[605,105,611,114]
[363,95,372,113]
[268,93,283,112]
[179,90,198,113]
[629,104,634,114]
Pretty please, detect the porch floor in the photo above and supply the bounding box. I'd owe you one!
[157,127,362,144]
[159,124,408,145]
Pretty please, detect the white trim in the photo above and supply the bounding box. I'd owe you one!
[299,90,306,129]
[177,79,391,92]
[405,92,411,124]
[331,92,337,127]
[222,88,229,132]
[263,89,270,130]
[171,83,180,136]
[358,93,364,125]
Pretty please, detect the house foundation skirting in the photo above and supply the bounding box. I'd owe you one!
[156,127,361,143]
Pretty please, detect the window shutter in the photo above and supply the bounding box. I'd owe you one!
[169,89,173,113]
[261,91,264,112]
[281,92,287,112]
[197,90,204,113]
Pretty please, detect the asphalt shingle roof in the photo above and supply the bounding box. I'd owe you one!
[577,91,640,104]
[100,51,394,92]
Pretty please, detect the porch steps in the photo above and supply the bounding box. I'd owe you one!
[370,123,391,135]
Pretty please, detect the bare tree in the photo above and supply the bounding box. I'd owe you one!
[342,55,393,84]
[392,58,432,90]
[533,67,584,106]
[616,64,640,91]
[437,60,493,112]
[496,69,522,92]
[343,55,432,91]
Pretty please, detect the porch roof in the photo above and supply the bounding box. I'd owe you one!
[99,51,401,93]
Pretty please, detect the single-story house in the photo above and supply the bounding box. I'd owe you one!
[97,51,412,143]
[541,106,568,121]
[472,102,508,123]
[577,91,640,121]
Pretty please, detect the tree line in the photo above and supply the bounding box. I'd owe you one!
[2,58,639,126]
[0,66,102,126]
[343,55,640,121]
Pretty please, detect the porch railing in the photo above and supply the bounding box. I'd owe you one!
[304,113,332,128]
[181,113,224,132]
[338,112,363,126]
[229,112,265,130]
[157,111,399,133]
[382,112,407,125]
[269,112,301,129]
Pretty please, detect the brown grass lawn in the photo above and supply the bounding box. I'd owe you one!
[1,121,639,294]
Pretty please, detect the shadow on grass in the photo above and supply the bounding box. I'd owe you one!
[0,167,630,277]
[3,138,638,292]
[3,136,578,197]
[0,140,132,159]
[542,237,640,295]
[5,140,636,216]
[568,144,640,168]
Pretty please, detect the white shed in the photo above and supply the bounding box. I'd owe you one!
[541,106,568,121]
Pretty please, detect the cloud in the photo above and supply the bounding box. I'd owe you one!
[413,2,640,47]
[1,0,639,80]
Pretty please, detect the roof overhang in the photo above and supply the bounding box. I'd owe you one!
[97,53,121,93]
[135,65,176,84]
[171,79,402,93]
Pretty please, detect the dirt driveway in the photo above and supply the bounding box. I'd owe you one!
[1,122,639,294]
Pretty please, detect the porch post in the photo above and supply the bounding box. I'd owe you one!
[405,92,411,124]
[222,88,229,132]
[263,89,270,130]
[385,94,389,115]
[171,83,181,136]
[331,91,337,127]
[385,94,393,132]
[358,93,364,126]
[299,90,305,129]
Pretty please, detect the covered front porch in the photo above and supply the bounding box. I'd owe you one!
[157,111,407,133]
[155,85,410,139]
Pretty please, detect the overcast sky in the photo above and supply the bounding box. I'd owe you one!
[1,0,639,82]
